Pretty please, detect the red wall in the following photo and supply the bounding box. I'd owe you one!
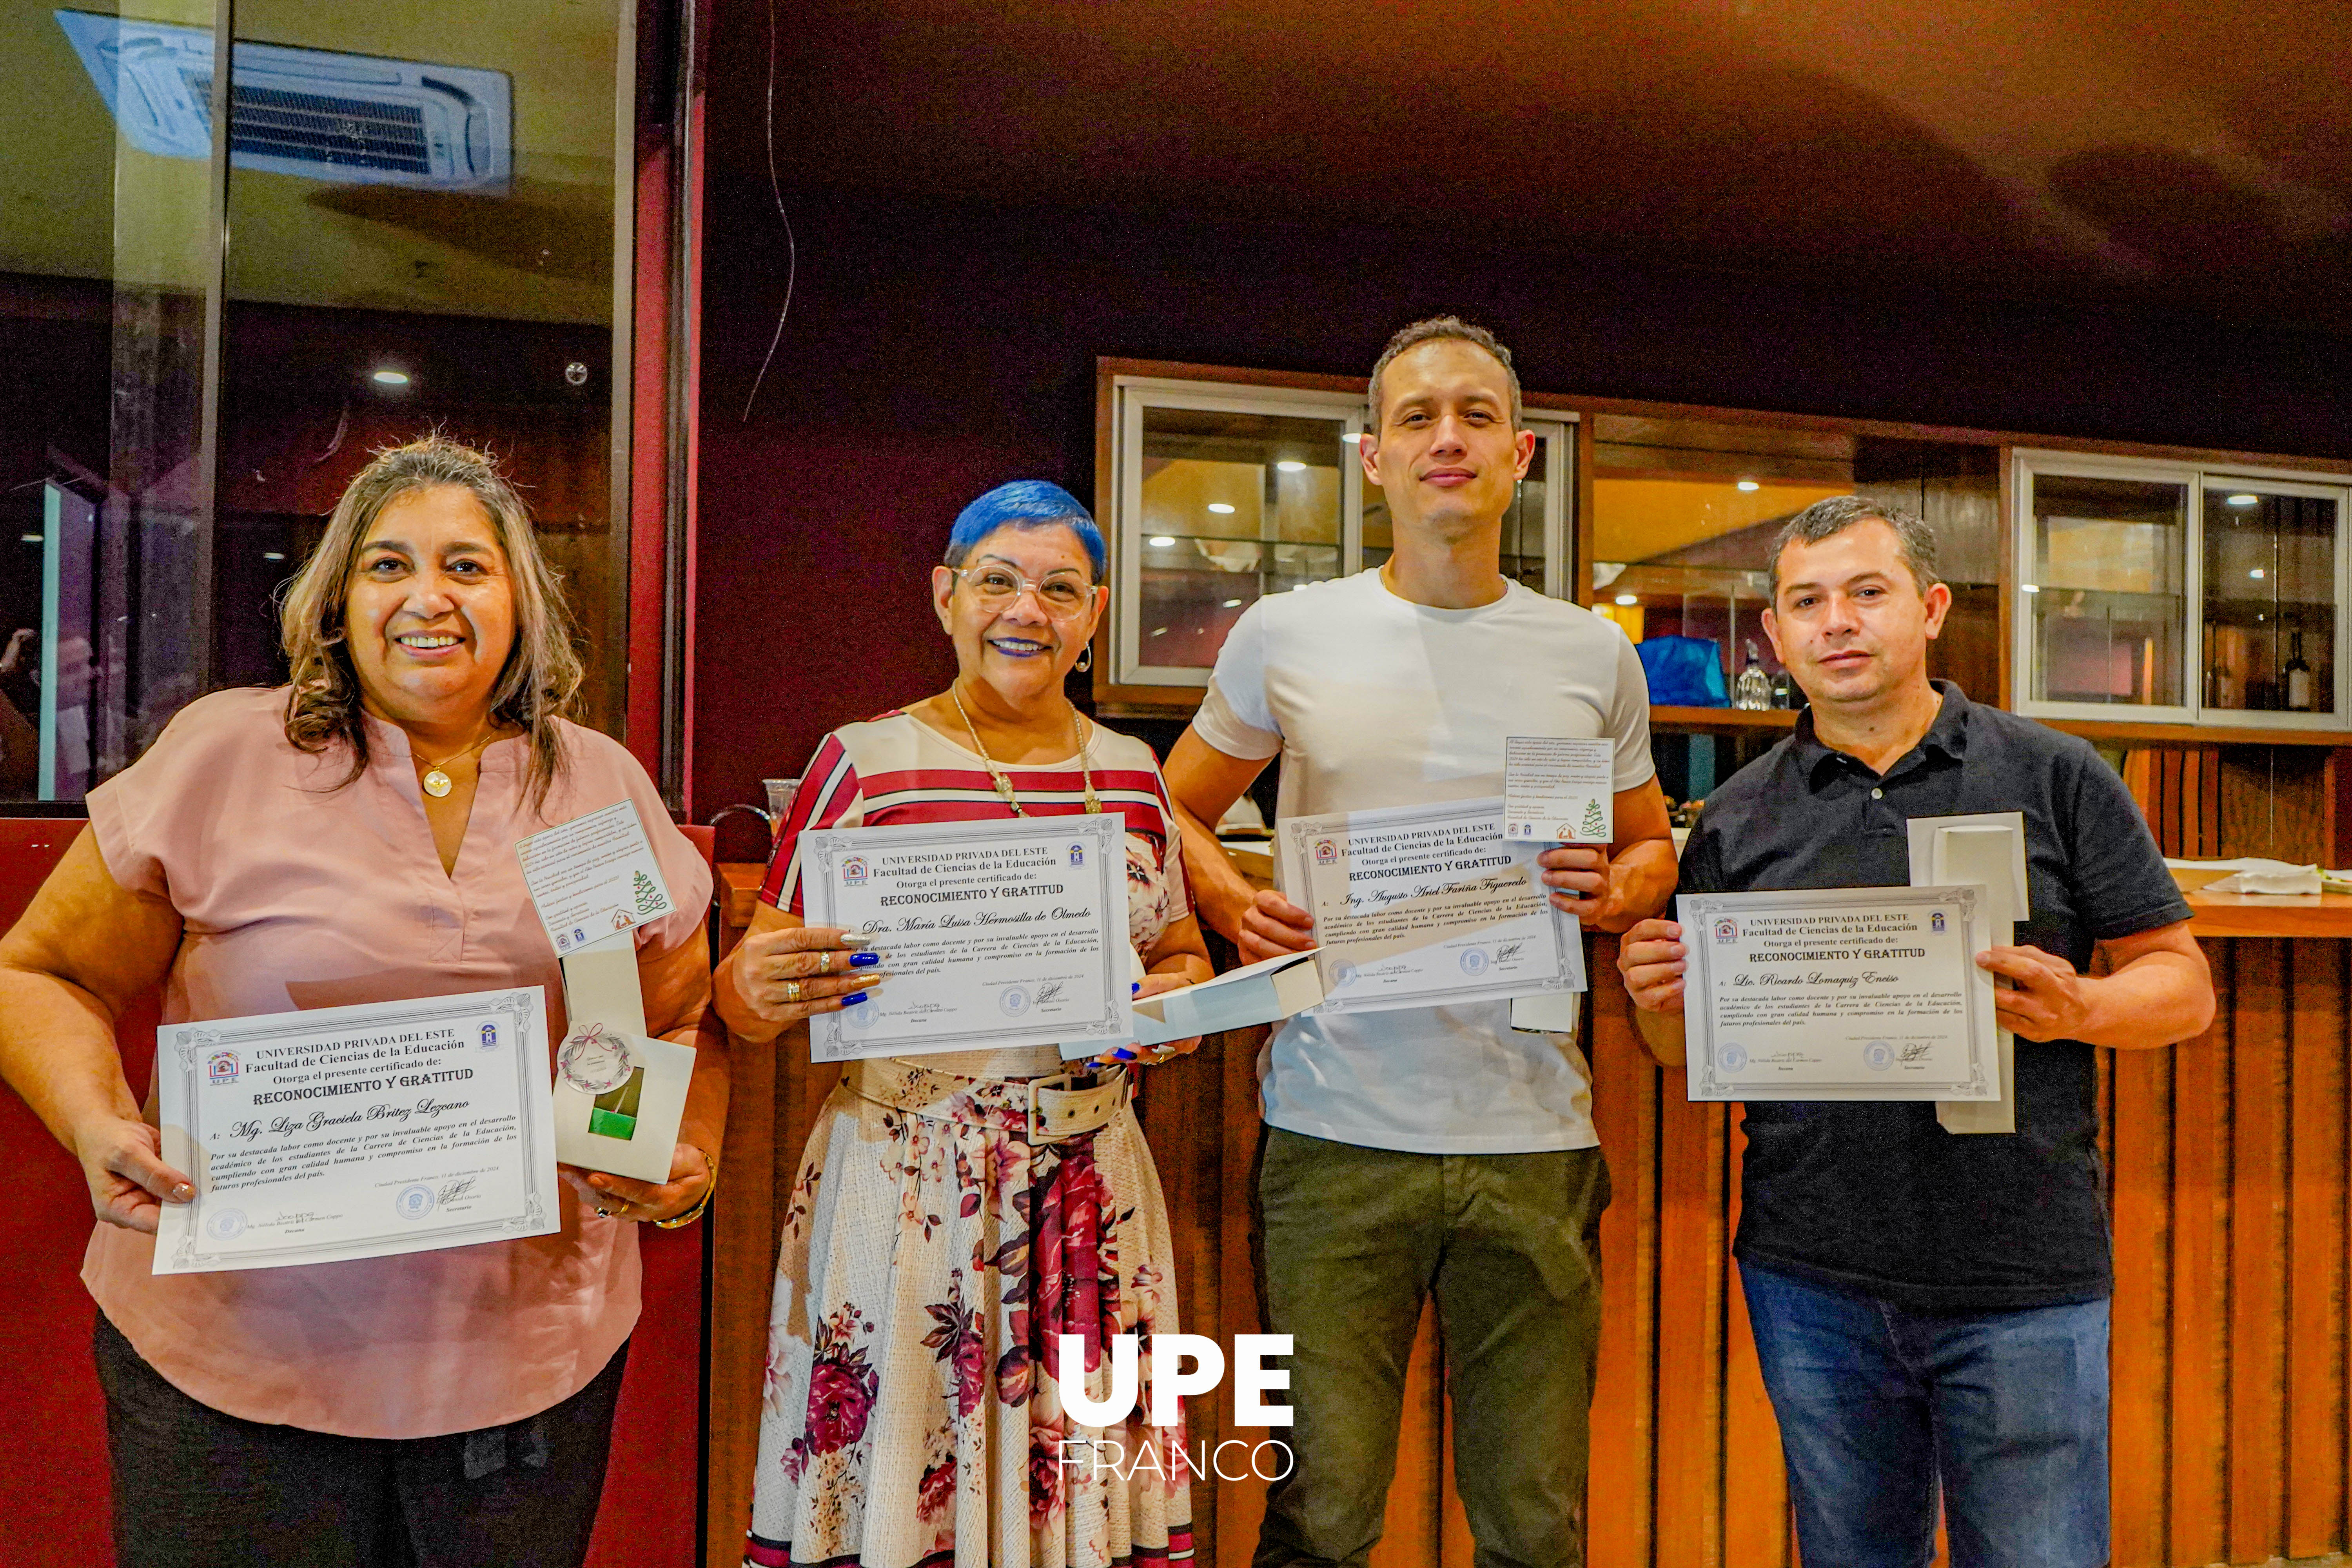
[689,178,2352,819]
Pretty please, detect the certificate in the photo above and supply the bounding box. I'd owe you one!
[1278,797,1585,1016]
[800,814,1130,1062]
[515,800,678,956]
[1679,886,2000,1102]
[1502,736,1615,844]
[153,989,560,1274]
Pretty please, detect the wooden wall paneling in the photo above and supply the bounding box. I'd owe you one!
[1573,418,1597,608]
[1438,1383,1475,1568]
[1132,1036,1227,1555]
[1368,1308,1445,1568]
[2169,943,2233,1565]
[2286,939,2349,1557]
[1719,1115,1791,1568]
[2226,941,2290,1563]
[2219,746,2332,863]
[1588,945,1660,1567]
[2199,747,2223,859]
[706,1028,779,1568]
[1216,1024,1271,1568]
[2157,750,2181,855]
[2109,1028,2174,1568]
[1653,1091,1730,1568]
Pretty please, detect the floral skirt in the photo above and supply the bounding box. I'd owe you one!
[746,1065,1195,1568]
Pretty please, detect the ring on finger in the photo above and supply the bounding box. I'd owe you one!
[821,950,835,974]
[785,978,802,1004]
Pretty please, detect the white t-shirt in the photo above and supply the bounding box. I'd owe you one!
[1194,569,1655,1154]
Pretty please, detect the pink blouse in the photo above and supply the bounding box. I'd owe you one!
[80,687,712,1439]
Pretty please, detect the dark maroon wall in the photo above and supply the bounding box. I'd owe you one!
[690,180,2352,820]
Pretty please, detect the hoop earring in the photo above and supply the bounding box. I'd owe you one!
[1075,644,1094,674]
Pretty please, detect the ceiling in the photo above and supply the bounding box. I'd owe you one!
[706,0,2352,333]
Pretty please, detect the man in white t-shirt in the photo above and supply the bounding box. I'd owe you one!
[1164,317,1676,1568]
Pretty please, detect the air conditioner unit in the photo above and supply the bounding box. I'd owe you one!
[54,9,512,194]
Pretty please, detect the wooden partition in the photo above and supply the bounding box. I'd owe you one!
[705,893,2352,1568]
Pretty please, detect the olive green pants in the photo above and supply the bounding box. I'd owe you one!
[1251,1126,1608,1568]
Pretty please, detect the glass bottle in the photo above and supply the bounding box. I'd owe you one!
[2287,631,2313,712]
[1733,641,1772,711]
[1769,668,1794,709]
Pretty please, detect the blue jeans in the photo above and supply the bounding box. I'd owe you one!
[1739,1261,2109,1568]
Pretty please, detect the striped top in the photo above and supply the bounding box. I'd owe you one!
[759,710,1190,1073]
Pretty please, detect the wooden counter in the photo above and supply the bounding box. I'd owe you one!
[2187,886,2352,938]
[703,869,2352,1568]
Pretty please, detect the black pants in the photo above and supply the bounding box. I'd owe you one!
[94,1313,628,1568]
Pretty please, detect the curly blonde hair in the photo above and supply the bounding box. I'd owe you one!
[278,436,582,808]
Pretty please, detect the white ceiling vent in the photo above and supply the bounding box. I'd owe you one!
[54,10,512,193]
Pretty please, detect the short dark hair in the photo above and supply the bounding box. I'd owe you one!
[1367,315,1523,432]
[1766,495,1941,602]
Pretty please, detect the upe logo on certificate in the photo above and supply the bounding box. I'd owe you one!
[842,856,867,885]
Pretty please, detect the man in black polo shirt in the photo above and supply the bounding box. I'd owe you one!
[1619,496,2213,1568]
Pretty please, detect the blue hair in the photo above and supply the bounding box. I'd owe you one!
[944,480,1106,582]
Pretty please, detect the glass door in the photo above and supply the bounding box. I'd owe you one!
[2200,480,2343,720]
[2016,461,2193,720]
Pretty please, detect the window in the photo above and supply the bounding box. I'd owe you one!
[2014,451,2350,728]
[1,0,642,804]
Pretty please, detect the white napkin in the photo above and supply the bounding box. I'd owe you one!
[2200,859,2323,895]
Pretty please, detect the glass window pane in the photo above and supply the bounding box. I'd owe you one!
[220,2,623,724]
[2026,474,2186,707]
[1135,407,1343,670]
[3,2,217,802]
[2202,486,2336,713]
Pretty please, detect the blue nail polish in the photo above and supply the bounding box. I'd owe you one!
[1111,1048,1136,1061]
[842,991,868,1006]
[850,951,880,967]
[1132,981,1141,994]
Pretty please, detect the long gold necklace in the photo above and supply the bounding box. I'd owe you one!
[947,686,1101,815]
[415,731,497,799]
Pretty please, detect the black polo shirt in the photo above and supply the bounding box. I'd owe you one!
[1675,682,2191,1312]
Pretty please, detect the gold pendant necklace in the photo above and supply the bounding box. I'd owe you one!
[948,686,1101,815]
[416,732,496,799]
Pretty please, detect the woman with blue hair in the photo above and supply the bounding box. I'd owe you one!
[720,480,1210,1568]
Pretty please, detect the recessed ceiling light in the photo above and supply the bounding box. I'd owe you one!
[1150,626,1166,636]
[1276,460,1307,473]
[1150,535,1176,547]
[1207,503,1236,515]
[1342,432,1364,445]
[1614,593,1639,606]
[1737,479,1760,492]
[1221,598,1243,608]
[2227,493,2260,507]
[372,368,410,385]
[2021,583,2040,593]
[262,551,286,561]
[20,533,41,544]
[2250,567,2267,579]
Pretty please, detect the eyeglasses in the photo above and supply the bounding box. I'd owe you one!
[950,563,1098,620]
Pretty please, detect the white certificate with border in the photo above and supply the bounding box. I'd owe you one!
[1278,797,1585,1016]
[153,988,560,1274]
[800,814,1130,1062]
[1679,886,2000,1102]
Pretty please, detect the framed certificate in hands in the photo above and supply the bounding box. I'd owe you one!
[799,814,1131,1062]
[1677,886,2002,1102]
[1278,797,1585,1016]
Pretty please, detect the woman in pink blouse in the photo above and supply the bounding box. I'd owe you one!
[0,438,817,1566]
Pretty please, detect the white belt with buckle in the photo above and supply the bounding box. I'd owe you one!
[843,1058,1130,1144]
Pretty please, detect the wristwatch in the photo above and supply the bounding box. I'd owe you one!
[653,1145,719,1229]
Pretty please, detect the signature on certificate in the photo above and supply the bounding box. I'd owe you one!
[1899,1043,1934,1063]
[436,1176,480,1205]
[1034,981,1067,1005]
